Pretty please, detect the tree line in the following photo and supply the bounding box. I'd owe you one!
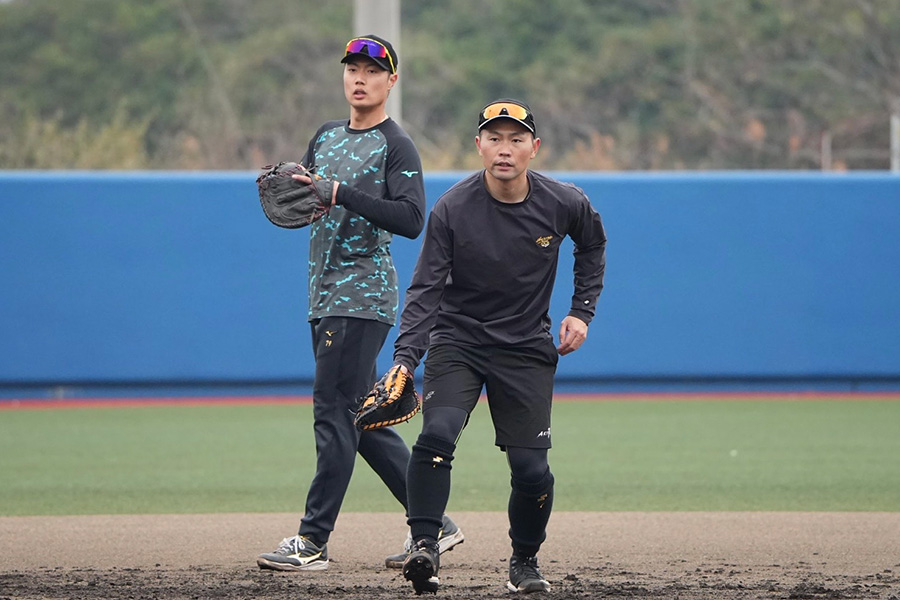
[1,0,898,171]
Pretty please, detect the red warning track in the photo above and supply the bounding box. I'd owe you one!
[1,391,898,411]
[0,396,313,411]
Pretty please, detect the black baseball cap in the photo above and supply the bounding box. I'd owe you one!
[341,34,398,74]
[478,98,536,135]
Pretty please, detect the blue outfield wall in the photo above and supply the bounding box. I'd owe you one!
[1,171,899,391]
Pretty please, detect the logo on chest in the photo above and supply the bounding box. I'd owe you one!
[535,235,554,248]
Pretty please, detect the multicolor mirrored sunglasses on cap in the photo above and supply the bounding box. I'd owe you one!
[344,37,395,73]
[481,102,531,122]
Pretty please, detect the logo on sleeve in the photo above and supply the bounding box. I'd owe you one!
[401,170,419,178]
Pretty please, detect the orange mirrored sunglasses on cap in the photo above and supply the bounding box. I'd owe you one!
[479,100,535,133]
[481,102,531,121]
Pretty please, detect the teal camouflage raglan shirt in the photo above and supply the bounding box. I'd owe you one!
[301,118,426,325]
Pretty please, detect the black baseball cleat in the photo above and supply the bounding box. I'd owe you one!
[385,515,465,568]
[506,554,551,593]
[402,538,440,595]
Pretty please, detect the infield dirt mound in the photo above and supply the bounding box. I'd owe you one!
[1,512,898,599]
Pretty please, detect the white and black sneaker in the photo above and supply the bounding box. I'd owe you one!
[507,554,550,593]
[385,515,465,568]
[403,538,440,595]
[257,535,328,571]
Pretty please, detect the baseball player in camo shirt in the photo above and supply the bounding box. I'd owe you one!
[392,99,607,594]
[257,34,463,573]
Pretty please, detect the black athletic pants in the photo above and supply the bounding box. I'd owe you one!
[298,316,410,544]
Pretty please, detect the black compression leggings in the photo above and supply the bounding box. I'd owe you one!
[410,405,553,554]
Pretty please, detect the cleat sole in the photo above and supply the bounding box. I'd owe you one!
[256,556,329,571]
[403,555,439,594]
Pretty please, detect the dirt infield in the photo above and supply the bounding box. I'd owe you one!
[1,512,898,599]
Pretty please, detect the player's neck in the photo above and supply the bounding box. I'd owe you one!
[484,172,530,204]
[349,105,389,130]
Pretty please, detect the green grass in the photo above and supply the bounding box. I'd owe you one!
[1,399,898,516]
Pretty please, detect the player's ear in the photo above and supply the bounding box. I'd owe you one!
[531,137,541,158]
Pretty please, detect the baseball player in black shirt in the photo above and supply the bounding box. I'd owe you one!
[394,99,607,594]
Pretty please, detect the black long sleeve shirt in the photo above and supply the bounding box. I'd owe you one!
[394,170,606,371]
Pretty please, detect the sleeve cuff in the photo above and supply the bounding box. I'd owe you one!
[567,308,594,326]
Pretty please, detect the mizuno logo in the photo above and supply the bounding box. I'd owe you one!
[293,551,323,563]
[536,236,553,248]
[432,456,444,463]
[401,170,419,178]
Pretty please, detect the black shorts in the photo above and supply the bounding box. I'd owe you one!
[421,341,559,449]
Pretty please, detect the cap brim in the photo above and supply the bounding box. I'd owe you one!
[340,53,392,72]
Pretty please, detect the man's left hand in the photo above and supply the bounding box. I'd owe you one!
[557,315,588,355]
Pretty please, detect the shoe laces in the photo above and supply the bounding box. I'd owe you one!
[275,535,311,555]
[514,555,544,580]
[403,523,447,553]
[413,538,440,555]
